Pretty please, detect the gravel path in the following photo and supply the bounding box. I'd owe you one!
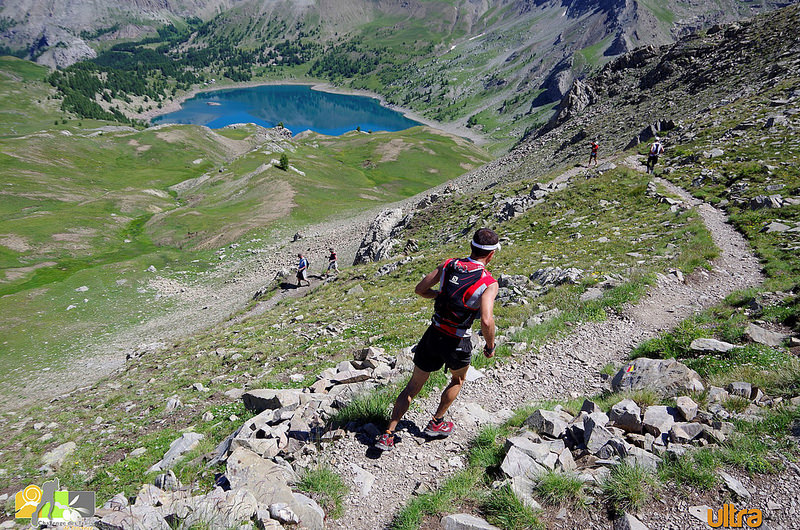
[322,156,764,529]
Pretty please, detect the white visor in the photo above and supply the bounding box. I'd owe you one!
[471,241,500,251]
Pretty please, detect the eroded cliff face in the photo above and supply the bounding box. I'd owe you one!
[0,0,248,67]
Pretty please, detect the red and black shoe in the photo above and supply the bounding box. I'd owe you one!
[424,417,454,438]
[375,432,395,451]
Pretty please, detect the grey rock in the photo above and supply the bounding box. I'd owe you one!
[331,369,372,384]
[727,381,752,399]
[611,358,704,396]
[642,406,679,440]
[763,221,791,233]
[669,422,705,443]
[225,448,319,527]
[224,388,246,400]
[676,396,698,421]
[708,386,729,403]
[355,346,384,361]
[524,409,568,438]
[556,447,577,471]
[746,323,789,347]
[41,441,76,468]
[242,389,302,413]
[347,284,365,295]
[135,484,165,507]
[442,513,501,530]
[584,416,614,454]
[293,492,325,529]
[148,432,204,472]
[269,502,300,524]
[153,470,181,491]
[580,400,603,415]
[350,464,376,497]
[614,512,650,530]
[96,503,169,529]
[688,505,714,524]
[609,399,642,433]
[510,475,543,511]
[102,493,129,511]
[623,446,661,472]
[353,208,412,264]
[719,470,751,501]
[690,338,737,353]
[165,396,182,412]
[597,438,629,459]
[580,288,603,302]
[530,267,584,286]
[500,446,547,479]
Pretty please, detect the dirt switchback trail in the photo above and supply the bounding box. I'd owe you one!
[323,156,764,529]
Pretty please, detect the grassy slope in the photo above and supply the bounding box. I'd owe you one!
[0,154,718,509]
[0,56,491,405]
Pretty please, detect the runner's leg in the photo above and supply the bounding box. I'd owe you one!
[432,365,469,419]
[386,366,430,432]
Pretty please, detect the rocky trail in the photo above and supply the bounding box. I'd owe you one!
[322,156,765,529]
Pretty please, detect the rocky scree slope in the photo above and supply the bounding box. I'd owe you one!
[514,3,800,177]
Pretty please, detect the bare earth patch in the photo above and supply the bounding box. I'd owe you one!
[0,234,31,252]
[376,139,413,162]
[3,261,57,282]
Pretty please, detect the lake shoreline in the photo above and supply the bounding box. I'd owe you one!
[138,79,486,145]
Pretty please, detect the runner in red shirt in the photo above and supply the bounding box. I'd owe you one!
[375,228,500,451]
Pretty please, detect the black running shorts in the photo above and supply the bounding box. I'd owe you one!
[413,326,473,373]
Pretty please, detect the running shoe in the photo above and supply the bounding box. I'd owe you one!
[424,417,454,438]
[375,432,395,451]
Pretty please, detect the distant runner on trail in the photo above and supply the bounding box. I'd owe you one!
[326,247,338,275]
[588,139,599,167]
[375,228,500,451]
[646,137,664,174]
[296,253,310,287]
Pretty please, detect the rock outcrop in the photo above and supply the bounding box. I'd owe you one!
[353,209,413,265]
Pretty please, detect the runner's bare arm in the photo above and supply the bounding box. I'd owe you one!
[415,262,444,299]
[480,282,499,355]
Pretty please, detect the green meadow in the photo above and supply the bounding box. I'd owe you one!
[0,55,491,405]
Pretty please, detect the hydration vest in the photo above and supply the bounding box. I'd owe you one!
[432,258,497,337]
[650,142,663,155]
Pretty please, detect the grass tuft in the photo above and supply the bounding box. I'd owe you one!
[483,484,544,530]
[534,471,586,507]
[468,425,507,469]
[601,463,659,515]
[658,450,719,490]
[297,466,349,519]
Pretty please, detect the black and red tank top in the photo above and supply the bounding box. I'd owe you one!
[432,258,497,337]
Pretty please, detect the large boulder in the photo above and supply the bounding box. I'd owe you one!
[611,358,704,397]
[353,208,413,265]
[226,448,322,529]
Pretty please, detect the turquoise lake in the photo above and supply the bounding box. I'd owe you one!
[151,84,420,135]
